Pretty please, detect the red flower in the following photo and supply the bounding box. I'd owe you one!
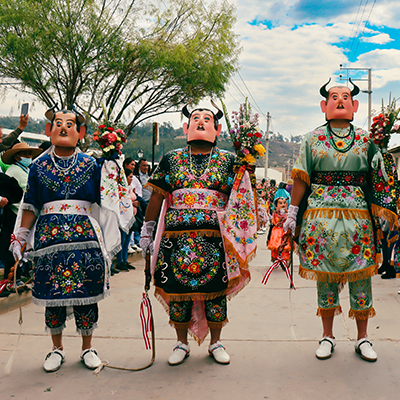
[98,124,105,129]
[318,135,326,141]
[190,232,197,238]
[363,137,369,143]
[107,127,114,132]
[375,182,384,192]
[246,133,253,137]
[355,135,360,140]
[351,245,361,255]
[255,132,262,138]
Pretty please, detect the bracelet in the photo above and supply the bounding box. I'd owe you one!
[10,233,22,246]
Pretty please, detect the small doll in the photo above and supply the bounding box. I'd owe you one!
[268,197,291,262]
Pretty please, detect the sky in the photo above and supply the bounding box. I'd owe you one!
[2,0,400,147]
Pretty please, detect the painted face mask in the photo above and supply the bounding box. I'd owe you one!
[183,109,221,144]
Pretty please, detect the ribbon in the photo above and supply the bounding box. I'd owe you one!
[139,292,153,350]
[0,279,8,294]
[261,255,296,289]
[371,150,389,182]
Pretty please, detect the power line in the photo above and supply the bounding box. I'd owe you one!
[341,0,365,65]
[349,0,376,62]
[237,71,268,119]
[348,0,369,58]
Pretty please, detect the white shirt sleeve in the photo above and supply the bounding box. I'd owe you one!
[130,175,143,197]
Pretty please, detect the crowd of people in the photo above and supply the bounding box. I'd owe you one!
[1,77,400,373]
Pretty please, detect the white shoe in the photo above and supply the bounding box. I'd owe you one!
[43,348,65,372]
[355,338,377,362]
[135,245,142,252]
[315,337,336,360]
[128,246,136,254]
[168,341,190,366]
[81,348,102,369]
[208,341,230,364]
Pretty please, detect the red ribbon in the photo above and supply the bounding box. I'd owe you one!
[139,292,153,350]
[261,255,296,289]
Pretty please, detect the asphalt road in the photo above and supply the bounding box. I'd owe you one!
[1,236,400,400]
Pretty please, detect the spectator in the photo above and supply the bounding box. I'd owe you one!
[0,143,42,283]
[0,114,30,172]
[123,157,143,254]
[114,168,138,272]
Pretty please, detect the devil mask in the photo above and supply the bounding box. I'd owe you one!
[320,78,360,122]
[182,100,223,144]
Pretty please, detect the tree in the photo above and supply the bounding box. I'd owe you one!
[0,0,239,135]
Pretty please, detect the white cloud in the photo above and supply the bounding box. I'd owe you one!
[361,33,393,45]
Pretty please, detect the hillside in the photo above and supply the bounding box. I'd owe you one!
[0,117,301,169]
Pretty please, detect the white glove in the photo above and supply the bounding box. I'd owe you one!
[283,205,299,236]
[139,221,157,259]
[10,227,30,261]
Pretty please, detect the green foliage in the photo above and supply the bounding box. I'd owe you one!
[0,0,239,136]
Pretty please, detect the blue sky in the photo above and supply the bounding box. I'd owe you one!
[2,0,400,146]
[220,0,400,147]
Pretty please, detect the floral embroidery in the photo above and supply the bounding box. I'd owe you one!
[36,153,96,198]
[156,233,222,290]
[35,214,97,249]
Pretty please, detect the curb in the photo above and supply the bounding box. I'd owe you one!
[0,290,32,316]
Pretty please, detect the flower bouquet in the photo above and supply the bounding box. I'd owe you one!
[370,98,400,150]
[95,121,134,233]
[222,99,265,188]
[93,122,127,159]
[223,99,265,164]
[369,97,400,244]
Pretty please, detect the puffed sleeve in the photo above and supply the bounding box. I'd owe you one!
[291,131,313,186]
[146,153,172,197]
[22,162,41,216]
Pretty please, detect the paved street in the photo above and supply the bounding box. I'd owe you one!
[1,236,400,400]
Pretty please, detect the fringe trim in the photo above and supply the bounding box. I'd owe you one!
[303,208,370,220]
[154,287,231,303]
[108,243,122,259]
[222,236,257,271]
[45,323,66,336]
[208,319,229,330]
[291,169,310,186]
[298,264,378,284]
[154,290,206,345]
[145,182,167,198]
[76,323,98,336]
[29,241,101,259]
[226,272,252,302]
[316,306,342,318]
[169,321,192,330]
[349,307,376,320]
[32,291,109,307]
[163,229,221,238]
[371,204,399,233]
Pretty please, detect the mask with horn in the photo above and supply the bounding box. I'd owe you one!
[319,78,360,122]
[182,100,223,144]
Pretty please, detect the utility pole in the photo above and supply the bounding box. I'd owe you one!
[264,112,270,180]
[339,65,372,129]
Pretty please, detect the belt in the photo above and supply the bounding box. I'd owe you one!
[311,171,367,186]
[170,189,228,211]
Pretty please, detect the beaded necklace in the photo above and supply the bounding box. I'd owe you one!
[188,146,214,178]
[327,123,355,153]
[50,148,78,173]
